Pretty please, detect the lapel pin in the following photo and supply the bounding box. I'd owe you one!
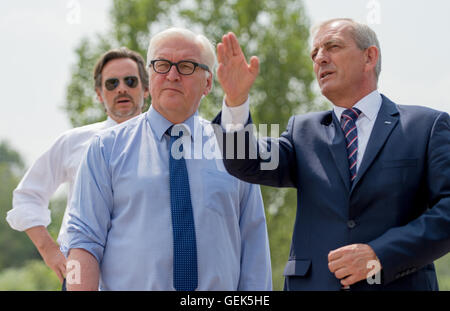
[384,121,392,125]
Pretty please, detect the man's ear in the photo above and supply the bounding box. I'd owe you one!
[96,88,106,110]
[96,88,103,102]
[365,46,379,72]
[203,72,213,96]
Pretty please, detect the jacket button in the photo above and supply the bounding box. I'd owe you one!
[347,220,356,229]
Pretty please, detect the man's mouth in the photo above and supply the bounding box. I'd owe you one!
[163,88,183,94]
[320,71,334,80]
[116,98,131,104]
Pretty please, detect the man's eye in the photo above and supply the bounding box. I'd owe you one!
[157,63,169,70]
[179,63,193,70]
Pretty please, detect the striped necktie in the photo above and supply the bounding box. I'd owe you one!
[340,108,361,184]
[167,125,198,291]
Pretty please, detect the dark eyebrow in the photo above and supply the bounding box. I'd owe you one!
[323,39,344,47]
[312,38,344,50]
[311,38,345,58]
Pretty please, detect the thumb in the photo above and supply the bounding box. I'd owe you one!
[249,56,260,76]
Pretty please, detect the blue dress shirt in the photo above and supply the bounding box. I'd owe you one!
[63,106,272,291]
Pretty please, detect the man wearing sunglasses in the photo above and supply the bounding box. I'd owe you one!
[64,27,271,291]
[6,47,149,286]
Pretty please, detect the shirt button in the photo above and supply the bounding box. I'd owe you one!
[347,220,356,229]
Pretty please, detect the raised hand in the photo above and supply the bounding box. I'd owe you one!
[217,32,259,107]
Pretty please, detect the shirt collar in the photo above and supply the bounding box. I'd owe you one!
[104,116,118,128]
[146,105,198,141]
[333,90,382,122]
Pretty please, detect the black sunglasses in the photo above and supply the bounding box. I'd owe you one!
[104,76,139,91]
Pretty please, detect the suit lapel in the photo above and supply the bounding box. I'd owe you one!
[351,95,399,192]
[324,111,351,191]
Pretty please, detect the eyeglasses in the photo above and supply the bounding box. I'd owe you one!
[104,76,139,91]
[150,59,210,76]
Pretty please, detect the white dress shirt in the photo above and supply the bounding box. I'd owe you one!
[6,117,117,246]
[221,90,383,171]
[332,90,382,170]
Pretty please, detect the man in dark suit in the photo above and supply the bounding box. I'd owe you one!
[213,18,450,290]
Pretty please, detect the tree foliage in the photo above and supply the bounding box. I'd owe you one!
[0,260,60,291]
[0,141,41,271]
[0,141,67,289]
[64,0,320,289]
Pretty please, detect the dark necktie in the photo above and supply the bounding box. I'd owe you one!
[340,108,361,184]
[167,126,198,291]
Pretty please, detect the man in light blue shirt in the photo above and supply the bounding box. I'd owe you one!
[63,27,272,291]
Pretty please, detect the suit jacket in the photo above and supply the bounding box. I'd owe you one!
[212,94,450,290]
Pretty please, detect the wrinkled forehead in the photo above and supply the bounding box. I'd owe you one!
[312,21,354,49]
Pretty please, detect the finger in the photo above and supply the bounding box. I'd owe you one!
[328,247,346,262]
[341,274,359,287]
[60,262,67,278]
[222,34,233,59]
[217,43,226,64]
[216,63,226,83]
[328,257,345,273]
[228,32,242,57]
[249,56,260,75]
[334,267,351,280]
[55,269,64,283]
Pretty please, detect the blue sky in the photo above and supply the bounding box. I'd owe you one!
[1,0,449,166]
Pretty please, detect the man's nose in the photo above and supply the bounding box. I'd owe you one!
[166,64,181,81]
[116,81,129,94]
[314,48,329,65]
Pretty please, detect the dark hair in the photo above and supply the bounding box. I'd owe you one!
[93,47,149,90]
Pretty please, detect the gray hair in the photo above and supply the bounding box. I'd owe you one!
[146,27,217,80]
[312,18,382,81]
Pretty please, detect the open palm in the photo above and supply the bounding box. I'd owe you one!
[217,32,259,107]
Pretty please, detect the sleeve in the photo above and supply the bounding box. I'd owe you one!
[368,111,450,284]
[220,97,250,132]
[61,135,113,263]
[237,182,272,291]
[212,111,298,188]
[6,133,70,231]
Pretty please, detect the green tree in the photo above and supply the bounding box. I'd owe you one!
[436,254,450,291]
[0,141,40,271]
[0,141,68,290]
[0,260,60,291]
[65,0,322,290]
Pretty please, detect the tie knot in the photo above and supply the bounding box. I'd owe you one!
[341,108,361,122]
[166,124,190,138]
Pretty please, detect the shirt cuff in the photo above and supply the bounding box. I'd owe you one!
[6,205,51,231]
[221,97,250,132]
